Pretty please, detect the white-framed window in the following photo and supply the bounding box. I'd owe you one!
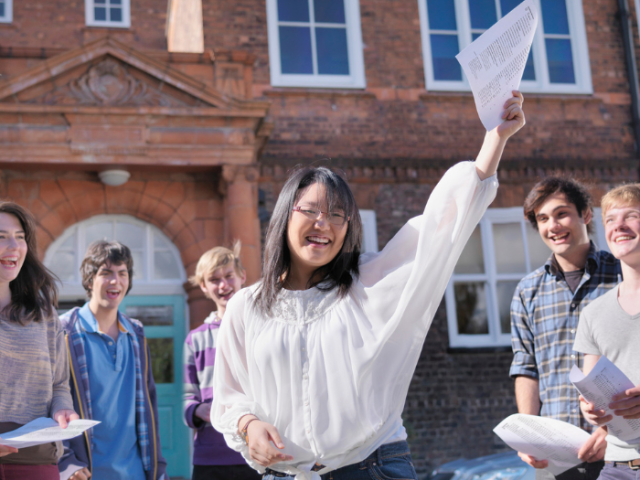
[446,207,606,348]
[85,0,130,28]
[0,0,12,23]
[266,0,366,88]
[360,209,379,253]
[44,215,186,298]
[418,0,592,94]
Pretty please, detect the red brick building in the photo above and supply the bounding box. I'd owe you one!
[1,0,638,477]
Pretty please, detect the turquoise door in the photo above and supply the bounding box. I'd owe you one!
[119,295,191,479]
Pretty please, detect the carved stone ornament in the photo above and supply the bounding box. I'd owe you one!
[34,57,189,107]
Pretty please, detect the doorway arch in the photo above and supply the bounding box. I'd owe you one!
[44,214,191,478]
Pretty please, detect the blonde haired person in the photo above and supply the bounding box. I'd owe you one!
[183,242,260,480]
[575,183,640,480]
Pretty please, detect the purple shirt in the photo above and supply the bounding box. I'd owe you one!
[183,312,246,466]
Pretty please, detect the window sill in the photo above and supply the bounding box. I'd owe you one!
[446,346,513,354]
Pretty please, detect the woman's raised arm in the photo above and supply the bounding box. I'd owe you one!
[475,90,525,180]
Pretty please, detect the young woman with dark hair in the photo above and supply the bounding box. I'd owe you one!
[211,91,526,480]
[0,202,78,479]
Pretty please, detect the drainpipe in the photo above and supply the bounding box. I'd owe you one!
[619,0,640,155]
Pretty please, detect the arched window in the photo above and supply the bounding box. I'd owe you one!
[44,214,186,298]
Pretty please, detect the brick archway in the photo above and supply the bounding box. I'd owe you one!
[3,172,224,326]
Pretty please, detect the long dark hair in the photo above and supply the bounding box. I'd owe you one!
[0,202,58,323]
[255,167,362,315]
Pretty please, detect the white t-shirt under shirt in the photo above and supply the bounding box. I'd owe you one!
[210,162,499,480]
[574,285,640,461]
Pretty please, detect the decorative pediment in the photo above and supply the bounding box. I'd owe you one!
[32,58,191,108]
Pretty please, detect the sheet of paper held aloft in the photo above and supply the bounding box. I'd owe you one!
[455,0,538,131]
[494,414,590,476]
[0,417,100,449]
[570,356,640,441]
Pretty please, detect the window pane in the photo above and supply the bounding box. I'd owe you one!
[431,34,462,81]
[522,49,536,81]
[525,222,550,270]
[147,338,174,383]
[95,0,106,4]
[469,0,497,29]
[95,7,107,21]
[110,7,122,22]
[493,223,526,273]
[427,0,457,31]
[279,26,313,74]
[60,235,75,249]
[472,33,482,41]
[125,305,174,326]
[0,4,4,17]
[314,0,345,24]
[455,226,485,274]
[540,0,570,35]
[546,38,575,84]
[499,0,520,15]
[154,251,182,280]
[115,222,145,250]
[316,27,350,74]
[85,222,113,245]
[153,233,170,249]
[278,0,309,22]
[49,251,76,282]
[497,280,519,334]
[112,0,122,4]
[132,250,144,280]
[454,282,489,334]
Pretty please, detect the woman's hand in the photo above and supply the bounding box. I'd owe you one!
[475,90,525,180]
[579,396,613,426]
[0,440,18,457]
[53,409,80,429]
[70,467,92,479]
[495,90,525,140]
[244,420,294,467]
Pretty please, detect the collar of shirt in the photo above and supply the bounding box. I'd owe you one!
[78,303,133,336]
[544,241,600,279]
[203,311,221,325]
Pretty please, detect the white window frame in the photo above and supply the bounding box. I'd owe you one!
[360,209,379,253]
[44,214,186,299]
[418,0,592,94]
[446,207,606,348]
[0,0,12,23]
[266,0,366,88]
[85,0,131,28]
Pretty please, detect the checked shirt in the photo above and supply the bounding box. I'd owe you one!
[510,242,621,430]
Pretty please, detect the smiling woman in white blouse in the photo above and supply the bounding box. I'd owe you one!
[211,91,526,480]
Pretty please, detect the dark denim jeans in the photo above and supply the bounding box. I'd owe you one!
[263,440,418,480]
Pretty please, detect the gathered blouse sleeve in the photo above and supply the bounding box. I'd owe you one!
[356,161,498,344]
[209,288,265,463]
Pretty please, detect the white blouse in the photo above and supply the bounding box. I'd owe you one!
[211,161,498,479]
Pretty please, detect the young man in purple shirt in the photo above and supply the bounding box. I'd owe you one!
[184,243,260,480]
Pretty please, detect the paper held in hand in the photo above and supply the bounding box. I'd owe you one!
[570,356,640,441]
[0,417,100,449]
[455,0,538,131]
[494,414,590,476]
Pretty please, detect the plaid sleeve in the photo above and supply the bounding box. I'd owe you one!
[510,283,538,379]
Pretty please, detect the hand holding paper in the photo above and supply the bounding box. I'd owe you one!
[456,0,538,131]
[570,356,640,441]
[0,417,100,449]
[494,414,591,476]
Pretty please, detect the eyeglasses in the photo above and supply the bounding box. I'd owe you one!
[292,206,349,226]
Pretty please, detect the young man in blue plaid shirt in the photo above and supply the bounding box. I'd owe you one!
[510,178,621,480]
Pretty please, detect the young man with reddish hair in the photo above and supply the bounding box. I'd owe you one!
[510,178,621,480]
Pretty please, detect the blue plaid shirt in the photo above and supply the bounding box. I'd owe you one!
[510,242,621,430]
